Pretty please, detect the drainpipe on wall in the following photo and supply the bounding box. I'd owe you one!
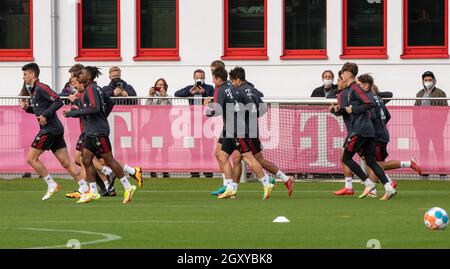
[51,0,58,90]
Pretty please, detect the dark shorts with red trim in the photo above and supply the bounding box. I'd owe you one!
[31,133,66,153]
[344,135,376,158]
[375,142,389,162]
[344,135,368,154]
[76,133,103,159]
[235,138,262,155]
[83,134,112,157]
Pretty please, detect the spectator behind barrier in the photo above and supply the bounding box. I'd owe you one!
[311,70,338,98]
[102,66,137,105]
[146,78,172,106]
[174,69,214,105]
[415,71,448,106]
[413,71,448,177]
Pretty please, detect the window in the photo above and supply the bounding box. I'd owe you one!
[76,0,121,61]
[222,0,267,60]
[342,0,387,59]
[402,0,448,58]
[134,0,179,61]
[0,0,33,61]
[281,0,327,60]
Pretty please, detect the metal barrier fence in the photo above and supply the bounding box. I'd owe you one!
[1,97,449,180]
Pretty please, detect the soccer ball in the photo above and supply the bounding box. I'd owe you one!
[424,207,448,230]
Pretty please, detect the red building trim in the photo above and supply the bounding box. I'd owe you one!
[133,0,180,61]
[341,0,388,59]
[75,0,121,61]
[0,0,34,61]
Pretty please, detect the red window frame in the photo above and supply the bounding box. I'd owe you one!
[341,0,387,59]
[401,0,449,59]
[281,0,327,60]
[222,0,268,60]
[0,0,33,61]
[134,0,179,61]
[75,0,121,61]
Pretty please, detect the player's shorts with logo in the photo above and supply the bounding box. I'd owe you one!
[235,138,263,155]
[344,135,376,157]
[77,133,103,159]
[31,132,66,153]
[83,134,112,156]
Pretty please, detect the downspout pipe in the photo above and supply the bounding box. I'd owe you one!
[51,0,58,90]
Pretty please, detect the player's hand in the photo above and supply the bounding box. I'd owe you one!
[62,109,70,117]
[345,107,352,114]
[113,87,123,96]
[19,101,29,110]
[38,115,47,126]
[190,86,198,95]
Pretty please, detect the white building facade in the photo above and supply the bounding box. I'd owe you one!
[0,0,449,98]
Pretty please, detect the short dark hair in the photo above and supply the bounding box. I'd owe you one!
[69,64,85,77]
[341,62,358,77]
[357,73,374,90]
[22,63,40,78]
[212,68,228,82]
[210,60,225,70]
[193,69,205,76]
[229,67,246,81]
[83,66,102,81]
[322,70,334,79]
[337,70,343,80]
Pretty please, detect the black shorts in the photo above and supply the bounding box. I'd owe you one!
[217,137,223,145]
[375,143,389,162]
[344,135,376,158]
[77,133,102,159]
[32,133,66,153]
[235,138,262,155]
[344,135,368,154]
[83,135,112,156]
[221,138,237,156]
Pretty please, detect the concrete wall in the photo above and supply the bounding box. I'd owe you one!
[1,0,450,98]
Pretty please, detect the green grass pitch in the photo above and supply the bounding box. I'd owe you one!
[0,178,449,249]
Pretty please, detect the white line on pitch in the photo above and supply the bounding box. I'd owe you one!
[0,227,121,249]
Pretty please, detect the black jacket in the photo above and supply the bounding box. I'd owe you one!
[347,82,375,138]
[66,82,114,136]
[175,83,215,105]
[24,80,64,135]
[102,79,137,105]
[311,85,339,98]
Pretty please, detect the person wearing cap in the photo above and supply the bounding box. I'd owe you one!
[413,71,448,176]
[414,71,448,106]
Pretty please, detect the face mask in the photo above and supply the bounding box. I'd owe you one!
[323,79,333,88]
[196,79,204,85]
[424,81,434,90]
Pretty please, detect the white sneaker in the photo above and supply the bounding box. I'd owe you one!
[380,189,397,201]
[42,184,61,201]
